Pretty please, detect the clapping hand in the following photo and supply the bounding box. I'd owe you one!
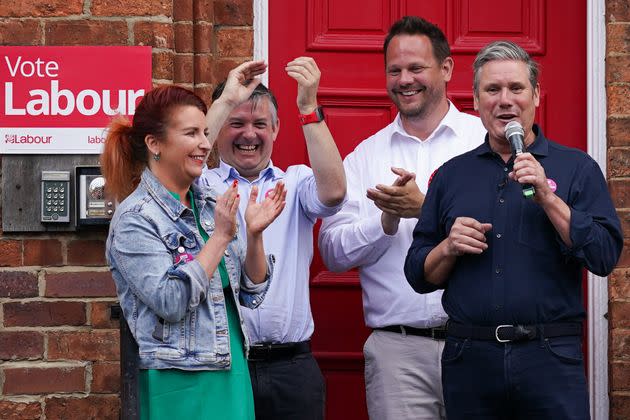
[367,167,425,219]
[245,182,287,235]
[214,181,240,241]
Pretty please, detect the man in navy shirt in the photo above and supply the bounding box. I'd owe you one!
[405,40,623,419]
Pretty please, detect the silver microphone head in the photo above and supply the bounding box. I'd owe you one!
[504,121,525,156]
[504,121,524,140]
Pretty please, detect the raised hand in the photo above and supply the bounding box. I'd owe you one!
[245,182,287,235]
[286,57,320,114]
[213,180,240,242]
[219,60,268,108]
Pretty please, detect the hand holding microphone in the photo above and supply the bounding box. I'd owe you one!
[505,121,536,199]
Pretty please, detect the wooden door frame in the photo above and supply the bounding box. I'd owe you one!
[254,1,609,417]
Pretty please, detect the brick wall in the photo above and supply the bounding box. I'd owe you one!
[608,0,630,418]
[0,1,253,418]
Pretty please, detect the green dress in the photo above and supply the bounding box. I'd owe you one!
[138,190,255,420]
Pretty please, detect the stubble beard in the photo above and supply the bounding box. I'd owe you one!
[391,86,443,120]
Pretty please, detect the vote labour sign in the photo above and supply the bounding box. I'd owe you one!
[1,46,152,154]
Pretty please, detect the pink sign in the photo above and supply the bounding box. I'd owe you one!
[1,46,152,154]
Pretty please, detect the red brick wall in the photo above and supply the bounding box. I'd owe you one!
[608,0,630,418]
[0,1,253,418]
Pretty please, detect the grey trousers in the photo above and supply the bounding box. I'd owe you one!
[364,329,446,420]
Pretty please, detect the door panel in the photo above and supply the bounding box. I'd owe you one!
[269,1,586,418]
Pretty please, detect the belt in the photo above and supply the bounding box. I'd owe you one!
[247,340,311,362]
[376,325,447,340]
[447,322,582,343]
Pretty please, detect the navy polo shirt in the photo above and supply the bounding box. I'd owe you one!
[405,125,623,326]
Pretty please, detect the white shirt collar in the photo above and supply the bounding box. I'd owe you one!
[391,100,466,143]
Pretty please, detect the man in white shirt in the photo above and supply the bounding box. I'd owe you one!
[199,57,346,420]
[319,16,486,419]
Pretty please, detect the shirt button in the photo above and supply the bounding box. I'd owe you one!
[504,167,508,172]
[224,250,229,256]
[252,300,257,305]
[495,267,502,274]
[204,220,211,227]
[496,233,502,239]
[499,198,505,203]
[177,246,185,253]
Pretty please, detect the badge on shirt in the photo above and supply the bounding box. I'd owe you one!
[174,246,195,265]
[428,168,439,188]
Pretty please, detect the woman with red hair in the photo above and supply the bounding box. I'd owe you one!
[102,61,285,420]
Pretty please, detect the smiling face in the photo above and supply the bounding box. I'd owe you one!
[385,34,453,119]
[216,97,279,180]
[149,105,210,189]
[474,59,540,153]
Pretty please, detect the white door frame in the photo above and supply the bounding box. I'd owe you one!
[253,0,269,87]
[254,1,609,417]
[587,0,609,418]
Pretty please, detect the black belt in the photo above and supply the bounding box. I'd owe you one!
[447,322,582,343]
[376,325,447,340]
[247,340,311,362]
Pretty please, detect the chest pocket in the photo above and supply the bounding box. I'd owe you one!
[517,199,556,254]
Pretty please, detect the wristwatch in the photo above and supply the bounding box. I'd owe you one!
[298,106,325,125]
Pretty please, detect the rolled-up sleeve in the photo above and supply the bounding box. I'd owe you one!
[556,159,623,276]
[319,154,394,272]
[405,169,447,294]
[296,165,346,222]
[239,254,275,309]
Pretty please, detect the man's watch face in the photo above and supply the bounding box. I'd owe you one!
[314,106,325,121]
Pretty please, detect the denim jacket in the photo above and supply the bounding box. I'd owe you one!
[106,169,273,370]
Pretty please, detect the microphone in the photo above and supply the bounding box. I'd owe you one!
[504,121,535,199]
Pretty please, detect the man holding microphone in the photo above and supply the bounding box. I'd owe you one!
[405,40,623,419]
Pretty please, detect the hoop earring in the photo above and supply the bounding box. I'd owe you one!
[153,152,161,161]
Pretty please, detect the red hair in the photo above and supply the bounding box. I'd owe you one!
[101,85,207,202]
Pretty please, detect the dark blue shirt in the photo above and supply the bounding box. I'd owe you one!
[405,125,623,326]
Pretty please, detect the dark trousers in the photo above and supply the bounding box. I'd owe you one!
[441,335,590,419]
[248,352,325,420]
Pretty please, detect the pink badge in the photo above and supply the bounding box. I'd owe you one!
[174,246,195,264]
[547,178,557,192]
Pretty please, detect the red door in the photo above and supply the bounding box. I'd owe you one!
[268,1,586,418]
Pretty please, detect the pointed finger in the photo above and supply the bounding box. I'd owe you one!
[391,167,414,177]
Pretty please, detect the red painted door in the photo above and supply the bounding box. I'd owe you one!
[268,1,586,418]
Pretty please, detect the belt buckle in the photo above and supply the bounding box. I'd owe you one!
[495,324,513,343]
[248,343,271,361]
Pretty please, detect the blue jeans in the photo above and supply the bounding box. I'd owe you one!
[441,335,589,419]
